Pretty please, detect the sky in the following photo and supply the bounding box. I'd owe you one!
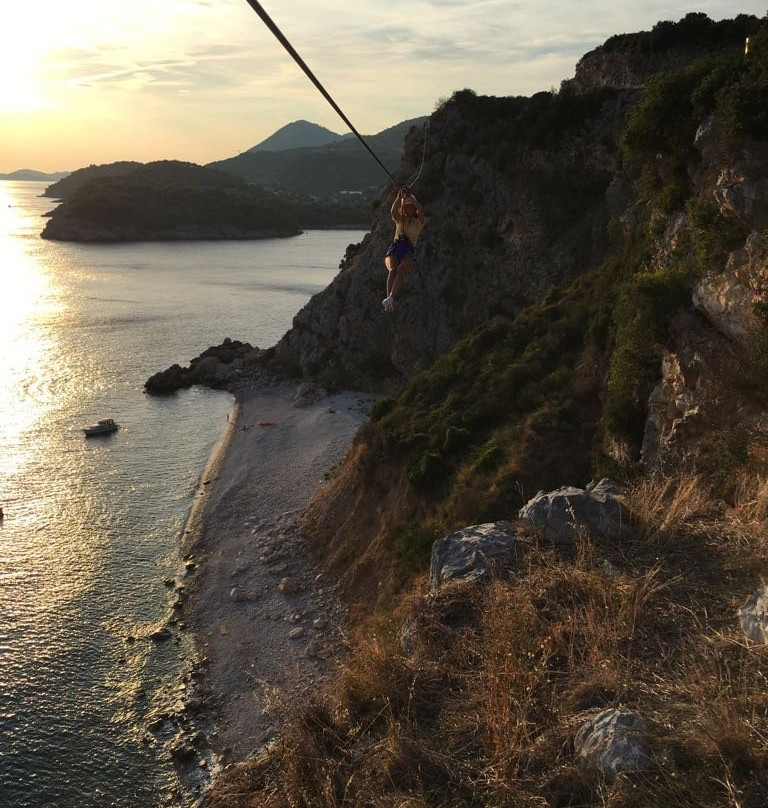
[1,1,765,173]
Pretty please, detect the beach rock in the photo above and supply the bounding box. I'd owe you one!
[144,339,258,394]
[574,708,652,781]
[738,585,768,643]
[289,627,305,639]
[429,521,518,591]
[518,479,627,542]
[149,628,172,642]
[291,382,326,407]
[278,577,300,595]
[305,640,335,659]
[145,364,190,395]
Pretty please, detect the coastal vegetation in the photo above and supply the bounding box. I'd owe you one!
[207,117,428,198]
[41,161,371,242]
[197,12,768,808]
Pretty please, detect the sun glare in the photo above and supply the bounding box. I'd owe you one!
[0,187,59,340]
[0,32,51,111]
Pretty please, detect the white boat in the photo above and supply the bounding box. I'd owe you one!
[83,417,119,436]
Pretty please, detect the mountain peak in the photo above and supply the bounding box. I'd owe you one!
[248,120,344,153]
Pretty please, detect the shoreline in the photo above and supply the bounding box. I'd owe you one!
[181,397,242,560]
[178,379,375,764]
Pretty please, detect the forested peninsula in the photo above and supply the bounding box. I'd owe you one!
[41,161,370,242]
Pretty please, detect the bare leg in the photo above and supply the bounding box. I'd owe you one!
[389,255,413,299]
[385,254,399,298]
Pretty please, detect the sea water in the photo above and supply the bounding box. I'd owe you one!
[0,180,368,807]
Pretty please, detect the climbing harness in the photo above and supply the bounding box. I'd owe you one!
[242,0,397,183]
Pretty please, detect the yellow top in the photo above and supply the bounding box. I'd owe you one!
[394,214,426,245]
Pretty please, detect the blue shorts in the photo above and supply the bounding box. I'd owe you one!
[385,237,415,263]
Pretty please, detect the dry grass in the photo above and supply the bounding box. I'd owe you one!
[205,473,768,808]
[729,474,768,530]
[626,473,717,543]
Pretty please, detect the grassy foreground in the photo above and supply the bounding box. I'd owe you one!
[206,474,768,808]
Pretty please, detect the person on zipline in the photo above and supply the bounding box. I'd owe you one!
[382,186,426,313]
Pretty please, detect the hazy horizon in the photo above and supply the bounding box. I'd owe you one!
[2,1,764,174]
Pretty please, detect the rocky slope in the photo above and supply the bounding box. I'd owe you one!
[199,12,768,808]
[251,12,768,597]
[270,87,627,391]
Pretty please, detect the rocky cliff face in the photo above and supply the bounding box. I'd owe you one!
[267,13,768,610]
[563,12,756,93]
[641,141,768,471]
[271,89,625,392]
[268,14,768,488]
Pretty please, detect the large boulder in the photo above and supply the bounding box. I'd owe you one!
[189,355,231,385]
[739,585,768,643]
[429,521,518,591]
[518,479,627,542]
[144,363,190,395]
[575,708,652,782]
[145,339,259,394]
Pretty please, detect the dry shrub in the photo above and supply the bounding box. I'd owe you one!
[643,637,768,807]
[730,473,768,530]
[206,491,768,808]
[627,473,715,542]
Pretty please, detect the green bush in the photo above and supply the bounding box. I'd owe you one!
[622,57,738,161]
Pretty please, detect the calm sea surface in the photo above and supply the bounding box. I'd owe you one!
[0,180,367,807]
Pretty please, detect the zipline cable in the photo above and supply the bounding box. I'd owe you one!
[241,0,397,184]
[406,121,429,189]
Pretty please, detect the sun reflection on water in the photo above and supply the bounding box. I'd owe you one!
[0,184,66,477]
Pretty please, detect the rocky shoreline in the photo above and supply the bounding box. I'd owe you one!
[144,339,264,395]
[41,221,301,242]
[141,354,375,803]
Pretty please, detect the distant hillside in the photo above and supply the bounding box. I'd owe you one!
[248,120,345,152]
[41,160,370,242]
[207,116,429,197]
[44,162,143,198]
[0,169,70,181]
[40,117,426,202]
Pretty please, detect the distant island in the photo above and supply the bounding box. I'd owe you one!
[33,116,427,242]
[0,169,70,181]
[41,160,371,242]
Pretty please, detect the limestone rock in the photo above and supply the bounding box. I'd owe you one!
[518,479,627,542]
[278,577,300,595]
[575,708,652,781]
[693,231,768,346]
[429,521,518,590]
[739,586,768,643]
[641,309,760,470]
[694,115,720,167]
[715,166,768,230]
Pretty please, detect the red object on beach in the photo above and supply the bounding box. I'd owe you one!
[256,421,278,427]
